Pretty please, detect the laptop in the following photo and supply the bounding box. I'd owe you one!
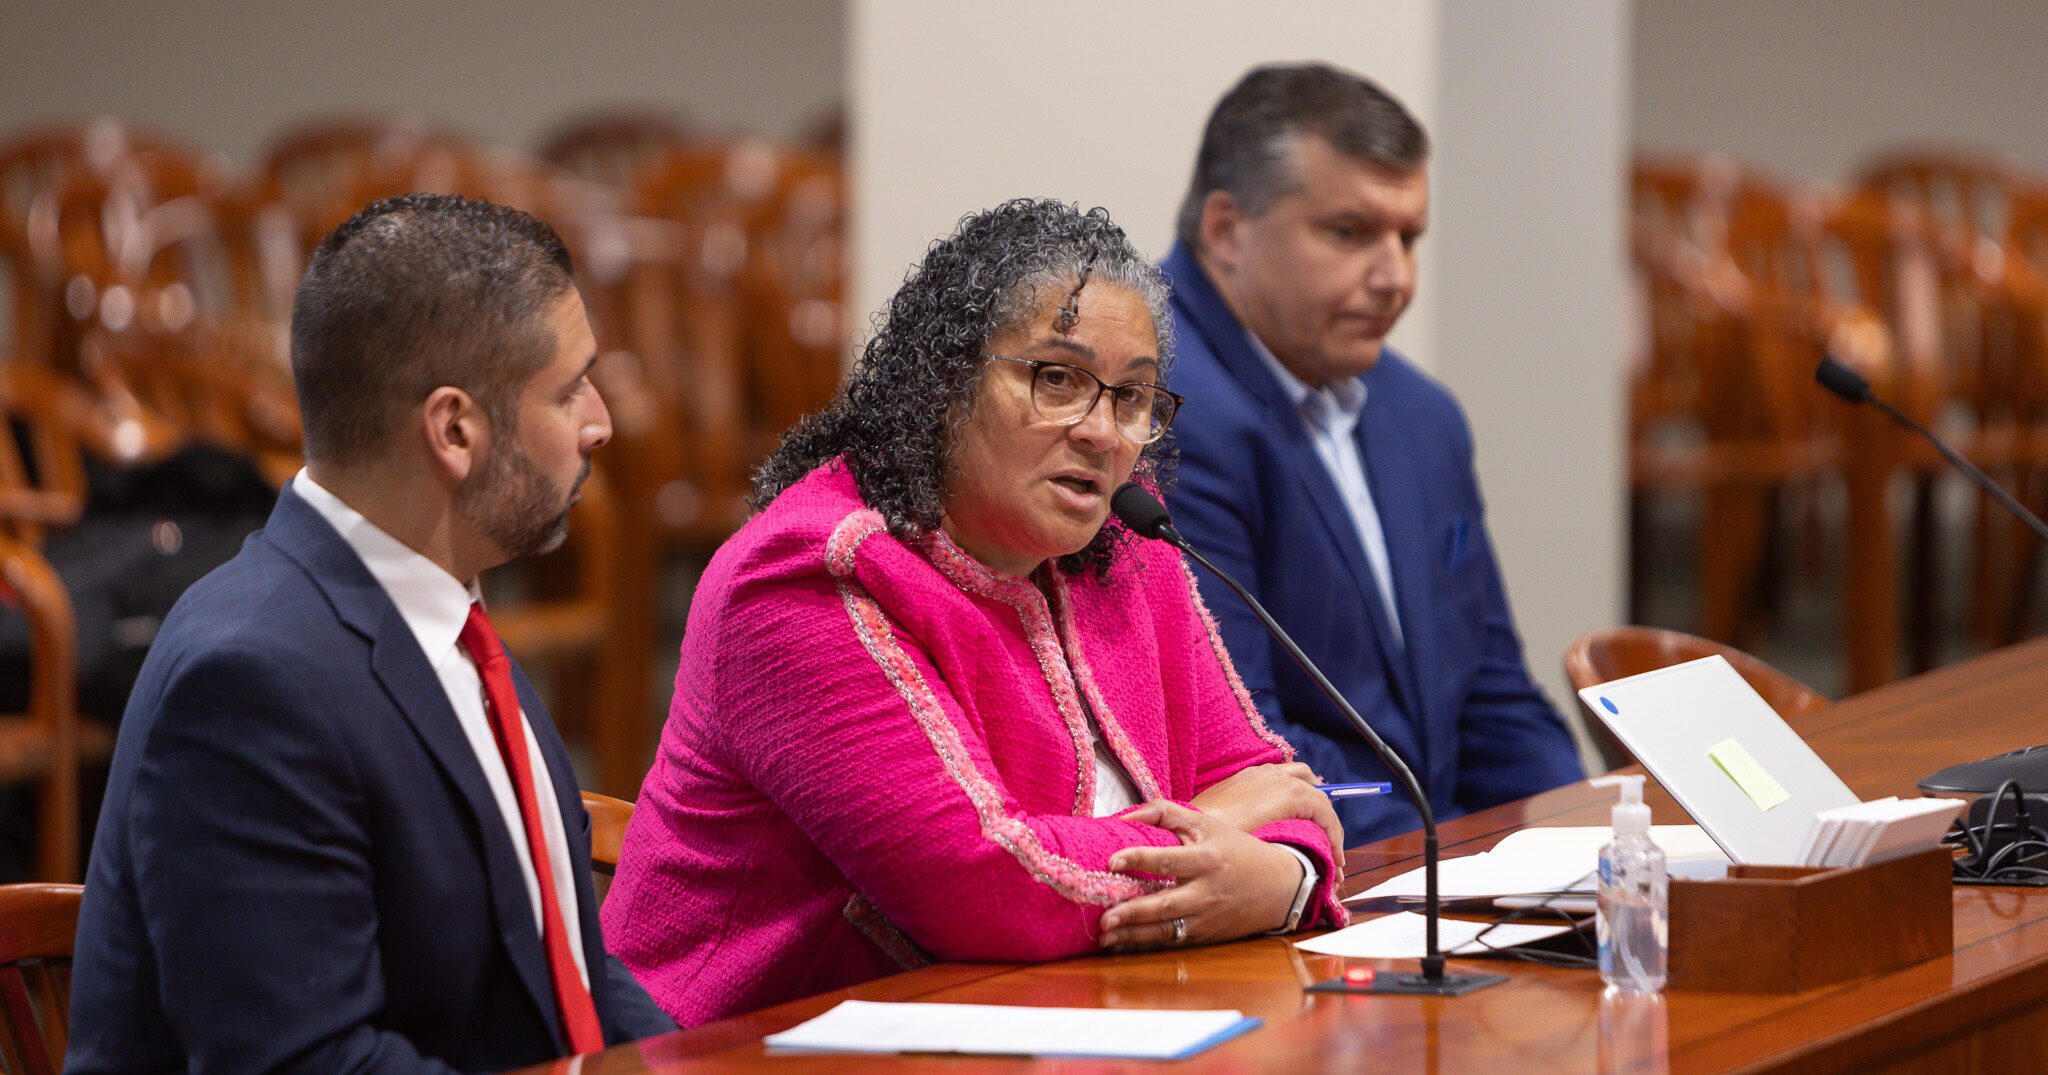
[1578,655,1859,864]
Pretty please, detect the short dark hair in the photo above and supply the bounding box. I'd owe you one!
[1175,62,1430,250]
[290,193,576,467]
[753,198,1172,578]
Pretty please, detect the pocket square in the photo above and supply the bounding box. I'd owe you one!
[1444,517,1471,566]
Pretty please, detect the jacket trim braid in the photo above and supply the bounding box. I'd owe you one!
[1177,557,1294,758]
[825,512,1162,907]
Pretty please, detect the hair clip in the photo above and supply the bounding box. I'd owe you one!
[1055,255,1098,332]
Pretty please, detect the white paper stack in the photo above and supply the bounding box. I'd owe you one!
[1343,825,1729,909]
[1794,797,1965,867]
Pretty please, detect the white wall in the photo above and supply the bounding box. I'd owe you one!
[1634,0,2048,186]
[847,0,1437,367]
[1437,0,1629,749]
[0,0,844,166]
[852,0,1629,734]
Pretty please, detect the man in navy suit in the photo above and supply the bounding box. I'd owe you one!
[1163,63,1583,844]
[67,194,674,1073]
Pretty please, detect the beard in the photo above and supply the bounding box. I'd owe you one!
[457,440,589,562]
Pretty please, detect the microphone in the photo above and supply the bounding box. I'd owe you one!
[1817,355,2048,548]
[1111,483,1506,996]
[1815,356,2048,796]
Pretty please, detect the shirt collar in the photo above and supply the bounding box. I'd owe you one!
[291,469,481,664]
[1245,328,1368,426]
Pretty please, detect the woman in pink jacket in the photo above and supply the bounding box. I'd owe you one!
[603,199,1348,1026]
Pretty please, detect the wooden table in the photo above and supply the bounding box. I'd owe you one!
[537,638,2048,1073]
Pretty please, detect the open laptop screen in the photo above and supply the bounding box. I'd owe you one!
[1579,655,1858,864]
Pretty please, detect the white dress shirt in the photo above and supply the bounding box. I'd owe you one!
[1247,334,1404,645]
[293,471,590,986]
[1075,607,1318,907]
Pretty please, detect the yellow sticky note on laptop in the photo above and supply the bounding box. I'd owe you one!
[1707,738,1791,811]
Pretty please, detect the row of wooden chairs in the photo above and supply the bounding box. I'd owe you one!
[1631,149,2048,693]
[0,112,847,880]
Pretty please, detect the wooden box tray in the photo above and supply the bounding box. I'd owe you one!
[1668,846,1952,993]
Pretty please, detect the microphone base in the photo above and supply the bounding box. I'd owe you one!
[1918,744,2048,795]
[1307,969,1509,996]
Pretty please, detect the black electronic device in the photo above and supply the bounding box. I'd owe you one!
[1111,482,1507,996]
[1815,355,2048,796]
[1921,745,2048,797]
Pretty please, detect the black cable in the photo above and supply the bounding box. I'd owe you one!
[1463,872,1599,969]
[1949,780,2048,885]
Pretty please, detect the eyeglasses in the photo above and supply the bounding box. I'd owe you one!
[983,354,1184,445]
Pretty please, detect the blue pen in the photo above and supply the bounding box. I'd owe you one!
[1317,782,1393,799]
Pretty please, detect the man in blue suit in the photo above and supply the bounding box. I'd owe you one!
[1163,63,1583,845]
[67,194,675,1073]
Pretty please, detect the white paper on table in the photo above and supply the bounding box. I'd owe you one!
[1488,824,1729,864]
[762,1000,1261,1060]
[1344,853,1597,905]
[1347,827,1730,910]
[1295,910,1574,959]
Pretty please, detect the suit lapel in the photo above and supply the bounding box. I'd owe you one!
[1357,366,1433,755]
[264,486,567,1045]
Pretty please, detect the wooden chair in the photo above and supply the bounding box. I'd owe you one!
[0,118,225,234]
[87,183,304,486]
[1833,157,2048,679]
[1628,164,1862,656]
[10,167,208,470]
[0,346,118,885]
[0,537,88,883]
[1971,181,2048,648]
[537,107,695,190]
[1563,626,1830,773]
[254,114,488,256]
[607,138,852,545]
[739,151,847,441]
[1857,148,2018,254]
[580,791,634,877]
[248,114,604,299]
[0,882,82,1075]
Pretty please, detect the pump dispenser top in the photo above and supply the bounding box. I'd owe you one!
[1592,774,1650,837]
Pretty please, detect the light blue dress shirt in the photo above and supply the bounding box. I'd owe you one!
[1246,334,1404,646]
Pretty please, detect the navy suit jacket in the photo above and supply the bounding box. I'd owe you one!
[67,484,674,1074]
[1160,243,1582,844]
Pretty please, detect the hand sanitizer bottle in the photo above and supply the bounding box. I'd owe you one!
[1592,774,1667,993]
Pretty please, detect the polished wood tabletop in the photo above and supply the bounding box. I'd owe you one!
[535,637,2048,1073]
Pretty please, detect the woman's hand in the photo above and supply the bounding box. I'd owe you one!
[1095,800,1304,951]
[1190,762,1344,859]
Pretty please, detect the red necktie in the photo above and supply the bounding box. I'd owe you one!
[458,603,606,1056]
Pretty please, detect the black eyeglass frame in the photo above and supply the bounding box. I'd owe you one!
[982,353,1185,445]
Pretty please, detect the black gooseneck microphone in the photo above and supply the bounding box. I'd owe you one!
[1111,482,1507,996]
[1817,355,2048,548]
[1815,355,2048,797]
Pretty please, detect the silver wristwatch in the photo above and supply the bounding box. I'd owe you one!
[1274,843,1319,932]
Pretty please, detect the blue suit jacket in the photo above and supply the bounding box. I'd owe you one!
[67,484,674,1074]
[1160,243,1582,844]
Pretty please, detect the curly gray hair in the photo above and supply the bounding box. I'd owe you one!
[753,197,1174,577]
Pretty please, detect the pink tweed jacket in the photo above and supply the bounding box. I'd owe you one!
[602,462,1348,1026]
